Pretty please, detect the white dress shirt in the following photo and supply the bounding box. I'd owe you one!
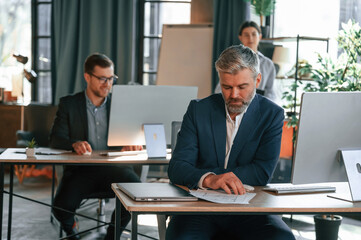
[197,104,247,188]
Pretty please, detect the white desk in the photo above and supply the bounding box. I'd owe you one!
[111,182,361,240]
[0,148,170,239]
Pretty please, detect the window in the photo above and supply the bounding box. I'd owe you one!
[32,0,52,103]
[273,0,340,60]
[0,0,32,103]
[140,0,191,85]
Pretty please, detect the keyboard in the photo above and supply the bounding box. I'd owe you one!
[101,150,147,157]
[263,185,336,195]
[101,149,171,157]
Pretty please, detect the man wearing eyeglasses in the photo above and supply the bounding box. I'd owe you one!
[50,53,140,240]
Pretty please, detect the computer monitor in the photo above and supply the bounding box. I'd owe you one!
[292,92,361,184]
[107,85,198,146]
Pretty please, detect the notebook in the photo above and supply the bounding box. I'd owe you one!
[116,183,198,202]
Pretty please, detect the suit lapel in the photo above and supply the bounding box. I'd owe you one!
[211,95,227,167]
[228,95,261,166]
[79,92,89,140]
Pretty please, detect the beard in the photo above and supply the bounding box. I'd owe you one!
[226,88,256,114]
[93,86,111,98]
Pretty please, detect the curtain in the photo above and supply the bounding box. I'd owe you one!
[51,0,139,104]
[212,0,250,91]
[339,0,361,27]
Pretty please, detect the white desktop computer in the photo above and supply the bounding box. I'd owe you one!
[291,92,361,202]
[107,85,198,149]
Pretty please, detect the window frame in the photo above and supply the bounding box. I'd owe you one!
[138,0,191,85]
[31,0,52,103]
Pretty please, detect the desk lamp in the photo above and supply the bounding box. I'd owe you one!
[272,47,293,78]
[13,53,37,102]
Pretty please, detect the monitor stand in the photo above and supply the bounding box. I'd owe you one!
[143,123,167,158]
[328,149,361,202]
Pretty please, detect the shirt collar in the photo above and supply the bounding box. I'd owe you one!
[85,91,107,110]
[257,51,265,58]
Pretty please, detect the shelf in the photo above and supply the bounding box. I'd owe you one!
[276,76,313,81]
[262,36,329,42]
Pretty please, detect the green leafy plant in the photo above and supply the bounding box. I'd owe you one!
[244,0,276,26]
[305,20,361,93]
[27,138,37,148]
[282,19,361,134]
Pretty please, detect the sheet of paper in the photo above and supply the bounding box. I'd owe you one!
[36,148,71,155]
[189,189,256,204]
[15,148,71,155]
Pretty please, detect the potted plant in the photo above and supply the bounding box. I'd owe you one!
[314,215,342,240]
[26,138,37,157]
[304,20,361,93]
[283,19,361,128]
[244,0,276,38]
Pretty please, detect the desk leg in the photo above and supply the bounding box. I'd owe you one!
[115,198,121,240]
[131,213,138,240]
[157,215,166,240]
[0,162,4,238]
[140,165,149,183]
[50,165,56,223]
[7,165,14,240]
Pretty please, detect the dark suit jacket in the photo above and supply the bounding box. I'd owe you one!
[168,93,284,189]
[50,91,111,150]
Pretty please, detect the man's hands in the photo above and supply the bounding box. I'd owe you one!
[72,141,92,155]
[203,172,246,195]
[121,145,143,151]
[72,142,143,155]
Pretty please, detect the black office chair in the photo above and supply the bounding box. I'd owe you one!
[171,121,182,152]
[58,192,114,239]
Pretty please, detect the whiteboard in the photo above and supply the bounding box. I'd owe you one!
[156,24,213,99]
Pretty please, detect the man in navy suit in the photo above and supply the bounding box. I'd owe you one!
[167,45,295,240]
[50,53,140,240]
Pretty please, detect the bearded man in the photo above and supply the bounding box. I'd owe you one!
[166,45,295,240]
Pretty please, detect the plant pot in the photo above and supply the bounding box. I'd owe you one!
[261,26,270,38]
[286,111,296,118]
[26,148,35,158]
[314,215,342,240]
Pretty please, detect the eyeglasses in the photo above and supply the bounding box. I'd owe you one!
[89,72,118,84]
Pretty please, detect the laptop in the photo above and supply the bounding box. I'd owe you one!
[143,124,167,158]
[116,183,198,202]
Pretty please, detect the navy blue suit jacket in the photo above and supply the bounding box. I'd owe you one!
[168,93,284,189]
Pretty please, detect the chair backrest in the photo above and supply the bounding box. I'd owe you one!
[171,121,182,152]
[23,103,58,147]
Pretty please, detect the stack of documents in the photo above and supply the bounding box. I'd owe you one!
[189,189,256,204]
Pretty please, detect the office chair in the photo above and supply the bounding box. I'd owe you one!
[58,192,114,239]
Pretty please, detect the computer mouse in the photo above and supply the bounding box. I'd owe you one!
[243,184,255,192]
[83,151,91,155]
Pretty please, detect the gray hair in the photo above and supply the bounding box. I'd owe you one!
[215,45,260,80]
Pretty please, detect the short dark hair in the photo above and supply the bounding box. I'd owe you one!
[238,21,261,36]
[84,53,113,74]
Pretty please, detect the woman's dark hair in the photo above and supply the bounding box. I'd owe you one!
[238,21,261,36]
